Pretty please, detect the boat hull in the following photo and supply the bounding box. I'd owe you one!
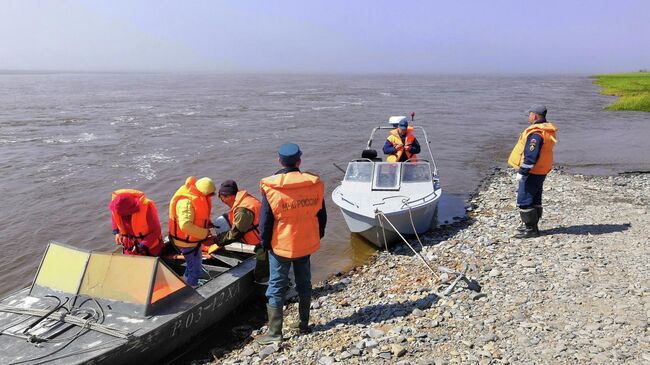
[0,257,256,365]
[340,199,438,248]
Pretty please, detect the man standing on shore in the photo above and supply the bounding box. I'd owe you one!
[508,105,558,238]
[256,143,327,344]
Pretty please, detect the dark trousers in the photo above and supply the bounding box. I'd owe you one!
[517,174,546,209]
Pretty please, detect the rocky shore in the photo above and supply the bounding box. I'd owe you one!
[209,169,649,365]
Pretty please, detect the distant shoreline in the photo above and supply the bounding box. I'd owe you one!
[592,72,650,112]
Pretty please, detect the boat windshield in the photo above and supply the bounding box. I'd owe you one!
[345,162,373,182]
[372,162,401,190]
[402,162,432,183]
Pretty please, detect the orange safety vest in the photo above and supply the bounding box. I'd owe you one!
[386,128,418,162]
[508,122,558,175]
[110,189,163,256]
[228,190,261,245]
[168,176,213,249]
[260,171,324,258]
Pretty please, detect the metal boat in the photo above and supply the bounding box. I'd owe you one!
[332,116,442,248]
[0,241,257,364]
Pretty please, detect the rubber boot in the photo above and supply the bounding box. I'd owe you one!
[518,205,543,233]
[514,208,540,238]
[290,296,312,334]
[256,305,283,345]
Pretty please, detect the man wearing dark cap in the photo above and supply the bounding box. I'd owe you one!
[214,179,268,283]
[508,105,558,238]
[383,119,421,162]
[256,143,327,344]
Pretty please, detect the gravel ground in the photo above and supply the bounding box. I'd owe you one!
[208,168,650,365]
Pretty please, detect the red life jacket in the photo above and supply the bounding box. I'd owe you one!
[227,190,261,245]
[110,189,163,256]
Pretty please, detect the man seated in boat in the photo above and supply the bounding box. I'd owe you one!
[213,179,269,284]
[109,189,163,256]
[382,119,421,162]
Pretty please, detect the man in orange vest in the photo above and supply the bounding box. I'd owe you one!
[214,179,269,284]
[383,119,421,162]
[168,176,216,286]
[507,105,558,238]
[109,189,163,256]
[256,143,327,345]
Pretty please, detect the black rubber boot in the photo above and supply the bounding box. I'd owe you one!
[514,208,540,238]
[290,296,312,334]
[519,205,542,232]
[256,305,283,345]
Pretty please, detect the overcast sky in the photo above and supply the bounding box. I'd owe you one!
[0,0,648,73]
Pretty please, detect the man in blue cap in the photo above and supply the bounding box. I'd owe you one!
[383,119,421,162]
[508,105,558,238]
[256,143,327,344]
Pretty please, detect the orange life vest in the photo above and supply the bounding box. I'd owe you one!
[508,122,558,175]
[260,171,324,258]
[387,128,417,162]
[228,190,261,245]
[168,176,213,248]
[110,189,163,256]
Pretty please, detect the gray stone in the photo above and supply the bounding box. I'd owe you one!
[365,340,379,349]
[412,308,425,317]
[378,352,392,360]
[241,348,255,357]
[489,268,501,277]
[367,328,385,338]
[318,356,336,365]
[259,345,277,360]
[471,292,488,301]
[391,344,407,357]
[340,351,353,360]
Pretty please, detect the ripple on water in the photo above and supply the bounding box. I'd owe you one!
[132,151,177,181]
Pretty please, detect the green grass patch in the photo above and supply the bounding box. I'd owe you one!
[592,72,650,112]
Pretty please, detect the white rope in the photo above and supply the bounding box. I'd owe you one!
[375,210,439,280]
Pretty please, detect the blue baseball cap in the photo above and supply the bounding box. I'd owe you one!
[398,120,409,130]
[278,143,302,166]
[526,105,547,116]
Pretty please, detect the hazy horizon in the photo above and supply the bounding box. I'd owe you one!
[1,0,648,74]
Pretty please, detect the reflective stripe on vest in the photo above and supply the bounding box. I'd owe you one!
[168,176,212,248]
[387,128,417,162]
[507,122,558,175]
[228,190,262,245]
[110,189,163,255]
[260,171,324,259]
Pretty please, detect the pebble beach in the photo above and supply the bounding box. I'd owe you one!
[209,168,649,365]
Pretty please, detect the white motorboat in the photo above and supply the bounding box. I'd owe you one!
[332,116,442,248]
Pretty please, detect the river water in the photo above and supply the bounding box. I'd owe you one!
[1,73,648,296]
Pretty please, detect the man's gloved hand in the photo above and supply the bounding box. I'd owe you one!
[516,173,523,182]
[212,232,226,246]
